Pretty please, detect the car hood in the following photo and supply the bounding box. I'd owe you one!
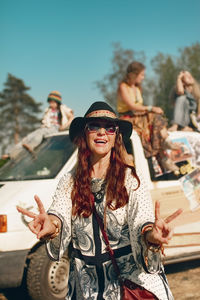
[0,179,59,214]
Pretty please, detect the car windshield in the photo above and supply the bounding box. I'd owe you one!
[0,134,76,181]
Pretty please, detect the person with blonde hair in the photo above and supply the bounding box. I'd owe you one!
[168,71,200,132]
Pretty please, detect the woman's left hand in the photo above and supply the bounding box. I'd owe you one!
[145,201,182,246]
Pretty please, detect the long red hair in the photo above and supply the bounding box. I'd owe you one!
[71,132,140,218]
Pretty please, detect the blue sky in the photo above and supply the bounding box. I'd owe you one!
[1,0,200,117]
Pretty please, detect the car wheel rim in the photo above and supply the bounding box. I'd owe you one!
[48,256,69,296]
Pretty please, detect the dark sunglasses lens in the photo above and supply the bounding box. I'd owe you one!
[105,126,116,133]
[87,123,99,132]
[86,123,117,134]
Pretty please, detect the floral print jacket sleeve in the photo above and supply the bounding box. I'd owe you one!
[126,168,155,269]
[46,169,173,299]
[46,172,74,260]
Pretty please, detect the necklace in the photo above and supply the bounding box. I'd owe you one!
[91,178,106,193]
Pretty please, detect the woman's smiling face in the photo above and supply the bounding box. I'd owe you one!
[85,120,117,158]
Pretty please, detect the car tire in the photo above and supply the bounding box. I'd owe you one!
[26,244,69,300]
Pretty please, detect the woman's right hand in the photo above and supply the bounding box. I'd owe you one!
[146,201,182,247]
[17,195,59,240]
[152,106,163,114]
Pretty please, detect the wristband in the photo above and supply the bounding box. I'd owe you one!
[141,223,164,254]
[147,105,152,112]
[50,220,60,239]
[145,240,161,253]
[141,223,154,235]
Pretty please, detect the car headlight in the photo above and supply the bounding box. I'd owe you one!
[0,215,7,232]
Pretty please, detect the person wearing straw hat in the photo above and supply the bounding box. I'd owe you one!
[17,101,182,300]
[2,90,74,159]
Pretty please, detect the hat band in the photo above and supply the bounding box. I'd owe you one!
[85,110,117,119]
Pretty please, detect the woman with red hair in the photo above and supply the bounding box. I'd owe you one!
[17,101,181,300]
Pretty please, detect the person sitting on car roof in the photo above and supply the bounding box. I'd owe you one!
[117,61,181,175]
[168,71,200,132]
[2,90,74,160]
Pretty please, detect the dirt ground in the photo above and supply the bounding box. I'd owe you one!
[165,259,200,300]
[0,259,200,300]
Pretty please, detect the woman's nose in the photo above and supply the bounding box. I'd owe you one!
[97,127,106,134]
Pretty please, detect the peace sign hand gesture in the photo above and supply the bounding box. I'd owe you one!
[17,195,60,240]
[145,201,182,248]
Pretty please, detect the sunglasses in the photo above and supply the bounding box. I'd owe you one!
[85,122,118,135]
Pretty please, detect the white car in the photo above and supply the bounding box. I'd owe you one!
[0,130,200,300]
[0,132,77,300]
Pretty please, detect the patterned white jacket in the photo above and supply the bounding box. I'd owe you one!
[46,169,173,300]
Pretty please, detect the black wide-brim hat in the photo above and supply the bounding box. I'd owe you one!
[69,101,132,142]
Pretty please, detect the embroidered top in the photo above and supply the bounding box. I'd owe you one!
[46,169,173,300]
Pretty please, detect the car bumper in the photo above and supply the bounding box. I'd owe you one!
[0,249,29,288]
